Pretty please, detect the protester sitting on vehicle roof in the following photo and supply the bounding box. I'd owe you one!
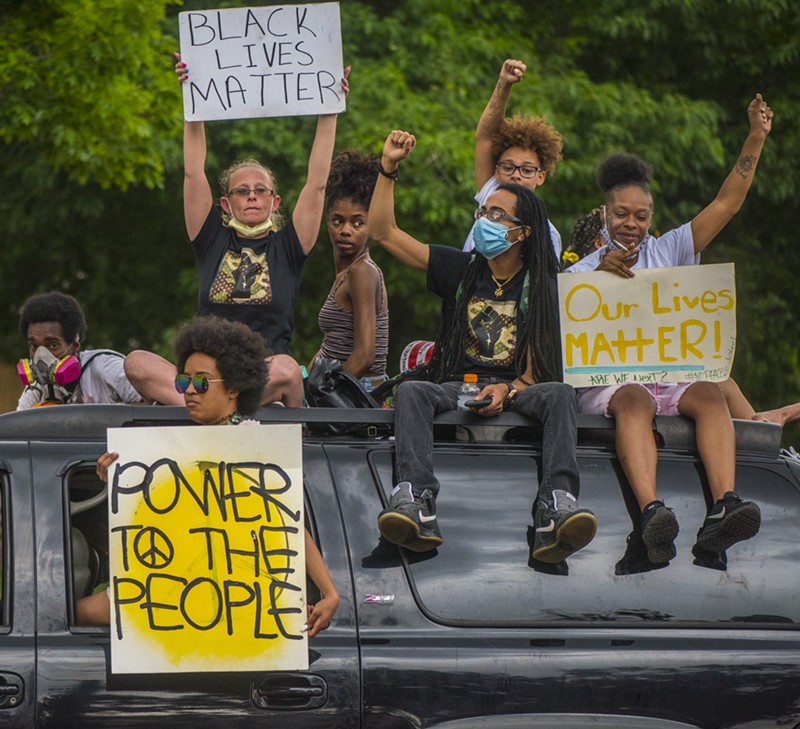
[122,54,350,408]
[565,93,773,571]
[309,150,389,393]
[369,129,596,568]
[562,208,758,422]
[463,59,563,260]
[81,316,339,634]
[16,291,142,410]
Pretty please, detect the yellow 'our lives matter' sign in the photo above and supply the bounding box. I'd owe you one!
[557,263,736,388]
[107,424,307,674]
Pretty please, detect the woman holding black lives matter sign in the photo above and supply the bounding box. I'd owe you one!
[565,94,773,573]
[123,54,350,408]
[82,316,339,635]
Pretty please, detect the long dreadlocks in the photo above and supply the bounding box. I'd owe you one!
[427,184,563,385]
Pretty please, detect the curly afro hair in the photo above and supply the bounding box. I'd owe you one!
[596,153,652,202]
[174,316,270,417]
[491,114,563,174]
[19,291,87,344]
[325,150,380,209]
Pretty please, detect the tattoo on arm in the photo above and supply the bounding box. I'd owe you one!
[735,155,756,179]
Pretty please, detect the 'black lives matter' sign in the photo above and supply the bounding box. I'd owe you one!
[179,3,345,121]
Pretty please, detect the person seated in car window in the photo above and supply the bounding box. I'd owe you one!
[565,93,772,571]
[16,291,142,409]
[81,316,339,636]
[368,129,596,569]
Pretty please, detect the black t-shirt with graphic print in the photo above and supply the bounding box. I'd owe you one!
[427,245,525,381]
[192,207,307,356]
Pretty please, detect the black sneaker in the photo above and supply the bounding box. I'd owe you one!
[614,530,670,575]
[640,500,680,564]
[378,482,443,552]
[692,491,761,558]
[691,544,729,571]
[531,490,597,564]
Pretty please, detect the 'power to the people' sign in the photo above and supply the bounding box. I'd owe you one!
[107,424,307,674]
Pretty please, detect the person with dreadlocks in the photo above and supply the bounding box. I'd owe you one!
[309,150,388,391]
[367,129,597,565]
[565,94,772,571]
[561,208,604,268]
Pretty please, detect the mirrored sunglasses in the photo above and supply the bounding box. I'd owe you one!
[174,373,224,394]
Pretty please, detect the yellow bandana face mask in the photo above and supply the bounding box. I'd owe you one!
[224,214,275,238]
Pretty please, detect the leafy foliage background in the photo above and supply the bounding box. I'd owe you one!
[1,0,798,442]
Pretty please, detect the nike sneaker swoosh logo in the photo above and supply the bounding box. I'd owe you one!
[537,519,556,533]
[419,513,438,523]
[707,507,726,521]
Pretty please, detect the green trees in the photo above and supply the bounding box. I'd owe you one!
[1,0,798,440]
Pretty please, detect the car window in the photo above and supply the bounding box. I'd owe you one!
[390,449,800,626]
[0,479,6,627]
[66,466,109,627]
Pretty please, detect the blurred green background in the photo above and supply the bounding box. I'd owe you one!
[1,0,798,443]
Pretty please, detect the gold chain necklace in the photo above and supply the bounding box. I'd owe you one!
[490,272,514,297]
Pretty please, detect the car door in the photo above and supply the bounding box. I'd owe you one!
[32,439,359,729]
[0,442,37,729]
[331,425,800,729]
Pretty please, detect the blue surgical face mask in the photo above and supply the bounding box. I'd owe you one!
[473,218,520,259]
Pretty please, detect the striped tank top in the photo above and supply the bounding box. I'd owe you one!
[318,258,389,377]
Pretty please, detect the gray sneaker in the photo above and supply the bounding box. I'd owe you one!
[378,482,443,552]
[531,490,597,564]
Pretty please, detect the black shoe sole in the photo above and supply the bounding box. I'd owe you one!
[531,511,597,564]
[693,502,761,554]
[642,508,680,564]
[378,511,443,552]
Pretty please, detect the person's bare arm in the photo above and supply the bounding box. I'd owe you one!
[304,529,339,638]
[753,402,800,426]
[475,59,526,190]
[293,68,350,254]
[690,93,773,253]
[175,54,214,240]
[369,130,430,271]
[342,261,380,378]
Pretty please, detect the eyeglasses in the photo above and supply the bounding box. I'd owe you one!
[227,186,274,199]
[474,206,523,225]
[496,161,543,178]
[174,373,224,394]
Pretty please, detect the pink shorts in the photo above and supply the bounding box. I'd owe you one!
[577,382,695,417]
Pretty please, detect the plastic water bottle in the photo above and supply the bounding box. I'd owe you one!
[457,373,480,411]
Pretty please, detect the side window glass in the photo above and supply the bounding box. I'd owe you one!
[0,479,6,627]
[67,466,109,627]
[305,495,322,605]
[402,452,800,626]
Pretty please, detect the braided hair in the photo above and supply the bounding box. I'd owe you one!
[562,208,602,266]
[427,184,563,384]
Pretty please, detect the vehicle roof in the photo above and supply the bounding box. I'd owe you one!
[0,404,783,457]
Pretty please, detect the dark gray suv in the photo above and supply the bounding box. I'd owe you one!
[0,404,798,728]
